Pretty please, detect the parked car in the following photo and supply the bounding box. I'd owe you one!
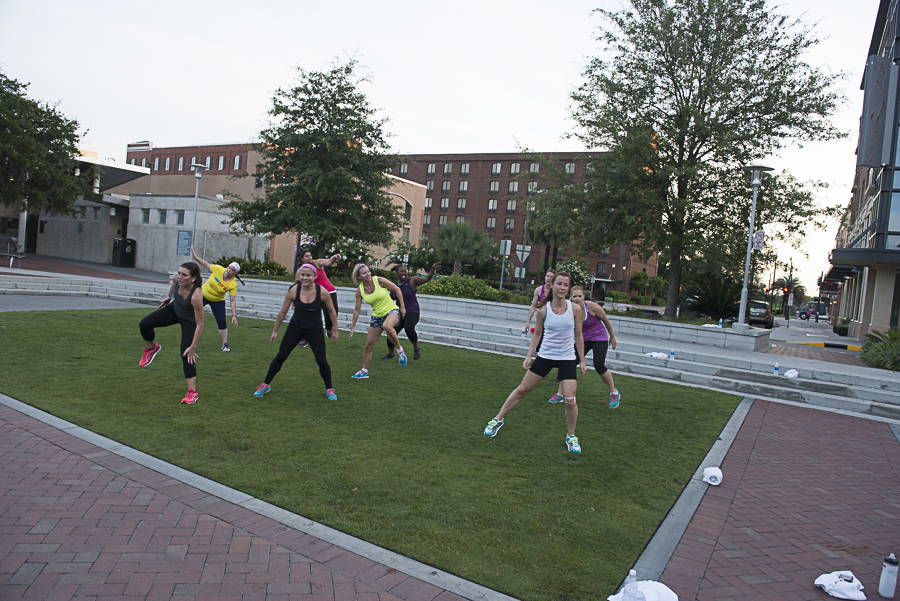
[746,300,774,329]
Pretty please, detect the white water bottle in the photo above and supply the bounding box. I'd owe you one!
[669,348,675,360]
[880,553,898,598]
[773,362,779,376]
[622,570,638,601]
[718,318,723,327]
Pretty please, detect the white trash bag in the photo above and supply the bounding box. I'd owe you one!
[784,369,800,378]
[702,467,723,485]
[608,580,678,601]
[644,352,669,359]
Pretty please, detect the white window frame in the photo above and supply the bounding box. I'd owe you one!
[508,181,518,193]
[489,181,499,193]
[488,198,498,211]
[233,155,242,170]
[491,162,501,175]
[529,162,540,173]
[507,199,516,212]
[457,197,466,210]
[458,180,468,193]
[505,217,515,231]
[177,157,184,171]
[153,157,160,171]
[438,215,447,226]
[205,157,212,169]
[423,214,431,225]
[564,162,575,174]
[486,217,496,229]
[460,163,470,175]
[455,215,464,223]
[426,180,434,191]
[164,157,171,171]
[400,163,408,174]
[443,163,452,175]
[440,197,449,209]
[427,163,436,175]
[510,162,520,175]
[218,156,225,170]
[442,180,451,192]
[425,197,432,209]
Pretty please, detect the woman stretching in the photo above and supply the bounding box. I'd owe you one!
[298,248,342,341]
[523,269,556,335]
[548,286,621,408]
[190,247,241,352]
[382,262,440,361]
[138,262,205,405]
[254,263,340,400]
[484,272,587,453]
[348,263,407,379]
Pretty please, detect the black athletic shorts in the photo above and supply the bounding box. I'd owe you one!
[529,356,578,381]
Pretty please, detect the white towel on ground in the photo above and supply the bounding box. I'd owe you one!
[814,571,865,600]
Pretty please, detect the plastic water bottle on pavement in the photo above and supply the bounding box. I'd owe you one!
[719,318,723,328]
[622,570,639,601]
[773,362,779,376]
[669,348,675,360]
[880,553,898,598]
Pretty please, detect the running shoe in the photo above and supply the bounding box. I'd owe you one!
[398,347,407,367]
[139,343,161,367]
[548,393,564,404]
[413,347,421,360]
[326,330,333,338]
[326,388,338,401]
[484,417,504,437]
[222,343,230,352]
[181,389,199,404]
[298,339,308,348]
[381,353,395,360]
[254,383,271,397]
[351,369,369,379]
[609,391,621,409]
[566,435,581,454]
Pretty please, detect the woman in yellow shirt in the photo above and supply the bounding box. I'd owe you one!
[189,247,241,351]
[348,263,406,379]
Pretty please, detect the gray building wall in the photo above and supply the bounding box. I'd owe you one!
[35,196,129,263]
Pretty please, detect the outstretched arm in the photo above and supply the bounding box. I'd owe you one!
[409,262,441,288]
[190,247,211,271]
[313,253,342,268]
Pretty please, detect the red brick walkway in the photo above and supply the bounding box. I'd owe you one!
[764,344,869,367]
[0,404,467,601]
[12,258,156,282]
[659,400,900,600]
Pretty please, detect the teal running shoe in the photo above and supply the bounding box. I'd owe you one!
[254,383,271,397]
[351,369,369,379]
[609,391,621,409]
[484,417,504,437]
[326,388,338,401]
[566,435,581,454]
[398,347,408,366]
[548,393,564,404]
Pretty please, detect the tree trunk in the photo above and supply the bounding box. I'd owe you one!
[454,258,462,274]
[542,246,550,274]
[664,243,683,318]
[551,246,558,270]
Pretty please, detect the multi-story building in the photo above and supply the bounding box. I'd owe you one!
[824,0,900,339]
[394,153,657,297]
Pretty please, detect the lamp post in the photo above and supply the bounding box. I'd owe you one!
[733,163,774,332]
[190,161,209,252]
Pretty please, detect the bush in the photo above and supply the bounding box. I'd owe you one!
[651,297,666,307]
[215,256,288,277]
[555,259,592,291]
[498,289,531,305]
[861,328,900,371]
[632,295,652,306]
[418,275,500,302]
[607,291,628,302]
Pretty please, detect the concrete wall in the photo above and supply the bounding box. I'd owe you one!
[31,196,129,264]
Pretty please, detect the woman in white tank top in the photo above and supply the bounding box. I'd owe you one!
[483,272,588,454]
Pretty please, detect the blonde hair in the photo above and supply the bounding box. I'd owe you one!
[351,263,369,286]
[570,285,584,295]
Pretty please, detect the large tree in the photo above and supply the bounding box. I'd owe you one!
[0,71,92,213]
[568,0,844,316]
[431,221,493,275]
[223,60,405,259]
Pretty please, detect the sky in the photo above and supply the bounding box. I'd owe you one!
[0,0,882,292]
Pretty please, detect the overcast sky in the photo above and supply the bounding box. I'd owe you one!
[0,0,881,292]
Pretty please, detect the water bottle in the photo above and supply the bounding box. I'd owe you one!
[669,348,675,360]
[622,570,638,601]
[773,362,779,376]
[718,318,723,328]
[880,552,898,598]
[521,329,527,338]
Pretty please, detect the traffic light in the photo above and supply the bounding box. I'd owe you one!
[764,286,769,292]
[783,287,788,294]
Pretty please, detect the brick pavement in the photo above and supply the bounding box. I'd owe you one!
[659,400,900,601]
[13,258,157,282]
[764,344,869,367]
[0,404,468,601]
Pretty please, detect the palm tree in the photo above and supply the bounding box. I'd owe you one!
[432,221,493,275]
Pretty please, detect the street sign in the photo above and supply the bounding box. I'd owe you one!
[752,230,766,250]
[788,292,794,306]
[402,254,409,263]
[499,239,512,257]
[515,244,531,263]
[176,230,192,256]
[514,267,526,278]
[590,276,596,284]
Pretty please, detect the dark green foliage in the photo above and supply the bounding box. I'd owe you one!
[386,238,436,272]
[651,297,666,307]
[861,328,900,371]
[431,221,494,275]
[215,256,288,277]
[685,274,741,320]
[418,274,500,301]
[648,276,668,298]
[630,271,650,295]
[631,295,652,306]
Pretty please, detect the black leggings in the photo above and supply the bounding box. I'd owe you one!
[203,297,227,330]
[323,291,338,332]
[265,322,332,389]
[139,304,198,379]
[387,312,420,351]
[584,340,610,375]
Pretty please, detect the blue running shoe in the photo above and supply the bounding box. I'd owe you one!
[548,393,564,404]
[398,347,408,366]
[484,417,504,437]
[566,435,581,454]
[326,388,338,401]
[351,369,369,379]
[254,383,271,397]
[609,391,621,409]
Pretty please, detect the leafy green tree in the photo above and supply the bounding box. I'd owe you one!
[686,273,742,321]
[431,221,493,275]
[648,275,667,298]
[568,0,844,317]
[223,59,404,259]
[0,71,93,213]
[555,259,592,291]
[629,271,650,295]
[386,237,436,273]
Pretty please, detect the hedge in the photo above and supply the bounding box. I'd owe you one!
[632,295,652,306]
[651,297,666,307]
[418,275,500,302]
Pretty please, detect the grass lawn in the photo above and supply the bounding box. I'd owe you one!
[0,308,740,601]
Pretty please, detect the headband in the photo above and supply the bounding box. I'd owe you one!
[228,262,241,273]
[299,263,318,275]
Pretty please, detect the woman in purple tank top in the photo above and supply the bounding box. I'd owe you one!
[548,285,621,408]
[383,262,441,361]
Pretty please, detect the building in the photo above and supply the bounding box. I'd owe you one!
[394,152,658,297]
[824,0,900,339]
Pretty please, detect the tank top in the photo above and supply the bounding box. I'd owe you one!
[581,302,609,341]
[538,284,547,302]
[314,267,336,293]
[290,283,324,328]
[391,279,420,314]
[360,277,398,317]
[172,283,199,322]
[538,300,576,361]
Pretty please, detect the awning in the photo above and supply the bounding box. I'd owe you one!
[76,155,149,192]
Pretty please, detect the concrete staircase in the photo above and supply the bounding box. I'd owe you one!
[3,273,898,420]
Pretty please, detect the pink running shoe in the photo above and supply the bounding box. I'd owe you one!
[181,389,198,404]
[139,343,161,367]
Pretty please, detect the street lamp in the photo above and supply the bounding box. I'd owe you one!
[190,161,210,251]
[734,163,774,332]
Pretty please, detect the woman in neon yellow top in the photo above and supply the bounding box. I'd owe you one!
[348,263,407,379]
[189,247,242,352]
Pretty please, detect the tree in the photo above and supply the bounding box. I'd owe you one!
[431,221,493,275]
[568,0,844,317]
[686,273,742,321]
[629,271,650,295]
[223,59,404,259]
[527,182,578,271]
[648,275,667,298]
[386,237,436,273]
[0,71,93,213]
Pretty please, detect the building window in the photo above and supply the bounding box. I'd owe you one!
[425,197,432,209]
[141,209,150,223]
[486,217,496,231]
[438,215,447,226]
[508,181,518,193]
[176,210,185,225]
[405,203,412,219]
[564,162,575,174]
[403,226,410,240]
[204,157,212,169]
[457,197,466,210]
[456,215,464,223]
[596,262,609,278]
[529,162,540,173]
[427,163,436,175]
[130,158,136,165]
[151,158,158,171]
[505,218,515,232]
[527,181,538,194]
[491,162,501,175]
[426,180,434,192]
[177,157,184,171]
[458,180,468,193]
[510,162,520,175]
[400,163,408,174]
[423,214,431,226]
[164,157,171,171]
[190,156,198,169]
[422,231,429,243]
[507,199,516,212]
[233,155,242,170]
[141,158,147,168]
[488,198,498,212]
[440,197,449,209]
[460,163,470,175]
[442,180,451,192]
[489,181,499,194]
[92,207,100,220]
[158,210,167,225]
[217,156,225,170]
[443,163,452,175]
[598,246,610,257]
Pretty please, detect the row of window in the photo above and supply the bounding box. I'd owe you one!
[140,208,187,226]
[424,180,537,194]
[407,161,575,176]
[421,215,517,231]
[424,197,519,212]
[130,155,244,173]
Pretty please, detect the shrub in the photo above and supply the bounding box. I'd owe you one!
[555,259,592,291]
[861,328,900,371]
[418,275,500,301]
[651,297,666,307]
[215,256,288,277]
[497,289,531,305]
[632,295,652,306]
[607,291,628,302]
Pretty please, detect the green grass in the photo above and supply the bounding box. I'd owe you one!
[0,309,740,601]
